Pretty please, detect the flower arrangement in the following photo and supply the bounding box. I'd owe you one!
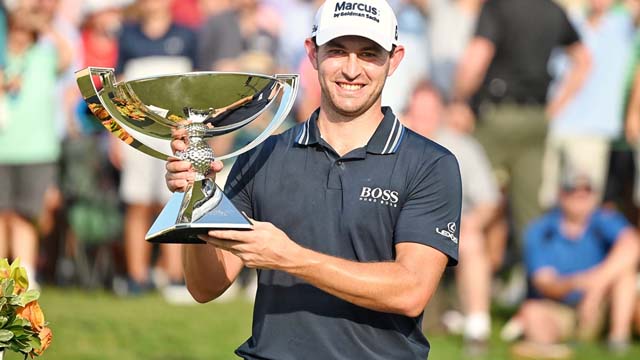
[0,259,52,358]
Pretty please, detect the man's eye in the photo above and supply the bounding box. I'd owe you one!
[328,49,345,55]
[361,52,377,58]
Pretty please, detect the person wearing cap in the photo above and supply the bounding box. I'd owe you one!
[166,0,461,358]
[505,170,639,358]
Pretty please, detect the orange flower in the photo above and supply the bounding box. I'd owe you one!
[14,281,27,295]
[33,326,52,355]
[16,301,45,332]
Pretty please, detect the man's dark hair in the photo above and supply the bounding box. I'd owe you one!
[311,36,397,55]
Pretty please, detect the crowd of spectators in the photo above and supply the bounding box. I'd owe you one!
[2,0,640,358]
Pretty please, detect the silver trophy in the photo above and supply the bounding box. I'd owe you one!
[76,67,298,243]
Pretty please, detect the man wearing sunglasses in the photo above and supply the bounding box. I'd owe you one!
[509,170,639,357]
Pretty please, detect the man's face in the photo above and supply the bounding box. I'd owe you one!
[589,0,614,13]
[404,86,443,137]
[305,36,404,118]
[138,0,171,14]
[37,0,58,18]
[559,183,597,220]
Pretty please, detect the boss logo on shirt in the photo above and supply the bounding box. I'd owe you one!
[334,2,380,23]
[359,186,399,207]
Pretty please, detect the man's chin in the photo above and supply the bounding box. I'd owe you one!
[332,98,380,118]
[333,106,369,118]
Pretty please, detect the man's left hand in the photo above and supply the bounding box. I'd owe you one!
[199,220,302,270]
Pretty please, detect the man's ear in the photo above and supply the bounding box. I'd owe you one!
[304,38,319,71]
[387,45,405,77]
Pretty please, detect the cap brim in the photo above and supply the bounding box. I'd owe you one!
[315,27,394,52]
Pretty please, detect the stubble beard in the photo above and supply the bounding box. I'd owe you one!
[319,79,386,119]
[315,55,390,119]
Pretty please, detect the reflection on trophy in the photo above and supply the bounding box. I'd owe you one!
[75,67,299,244]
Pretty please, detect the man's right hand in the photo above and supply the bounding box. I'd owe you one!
[165,130,224,193]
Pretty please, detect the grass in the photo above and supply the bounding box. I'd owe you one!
[3,287,639,359]
[7,288,253,360]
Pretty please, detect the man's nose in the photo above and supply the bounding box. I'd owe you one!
[342,53,362,80]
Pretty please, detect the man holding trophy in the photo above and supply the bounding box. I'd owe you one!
[165,0,462,359]
[76,0,461,358]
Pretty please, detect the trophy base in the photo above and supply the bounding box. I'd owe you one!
[145,188,252,244]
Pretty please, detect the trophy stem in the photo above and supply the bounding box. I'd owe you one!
[174,122,223,223]
[176,123,216,180]
[144,121,252,244]
[178,178,222,223]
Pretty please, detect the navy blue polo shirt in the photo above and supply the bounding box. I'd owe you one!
[225,107,461,360]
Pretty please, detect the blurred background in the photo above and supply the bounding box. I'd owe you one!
[2,0,640,358]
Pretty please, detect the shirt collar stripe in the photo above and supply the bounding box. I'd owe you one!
[381,116,399,154]
[295,108,404,153]
[303,120,310,145]
[390,125,405,153]
[296,123,306,144]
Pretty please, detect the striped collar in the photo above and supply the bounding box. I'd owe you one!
[295,107,406,155]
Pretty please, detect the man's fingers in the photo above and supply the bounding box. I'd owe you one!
[211,160,224,173]
[171,138,187,153]
[165,171,195,184]
[166,159,196,192]
[199,235,245,252]
[166,159,194,173]
[167,179,191,193]
[171,127,188,138]
[208,229,251,242]
[165,154,223,192]
[168,152,222,173]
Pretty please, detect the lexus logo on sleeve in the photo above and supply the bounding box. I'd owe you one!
[436,222,458,244]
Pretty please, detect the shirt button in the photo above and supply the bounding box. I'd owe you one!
[337,160,343,166]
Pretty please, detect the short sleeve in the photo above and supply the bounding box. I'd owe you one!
[224,152,256,218]
[475,0,502,45]
[557,9,580,47]
[223,137,278,218]
[394,154,462,266]
[523,220,550,276]
[592,210,631,247]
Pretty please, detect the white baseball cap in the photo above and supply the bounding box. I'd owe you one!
[311,0,399,51]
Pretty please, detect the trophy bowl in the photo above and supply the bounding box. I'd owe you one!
[76,67,299,244]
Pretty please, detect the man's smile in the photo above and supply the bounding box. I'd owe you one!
[336,82,365,91]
